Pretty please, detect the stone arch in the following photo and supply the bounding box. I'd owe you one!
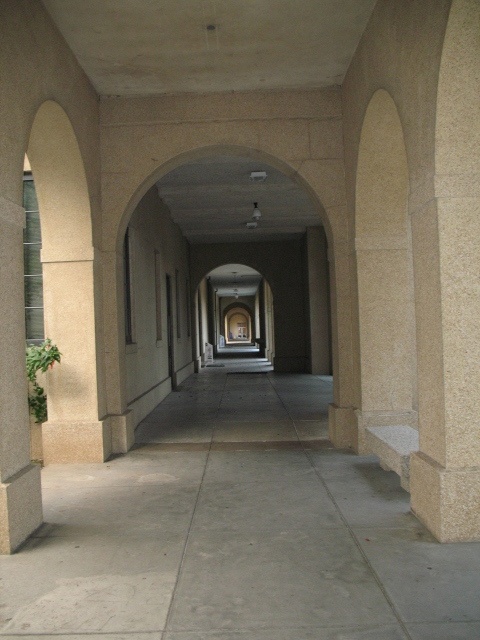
[105,141,352,447]
[225,309,252,342]
[26,100,107,464]
[114,144,334,254]
[354,89,417,451]
[195,264,274,361]
[27,101,93,261]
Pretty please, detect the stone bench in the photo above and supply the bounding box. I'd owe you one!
[365,425,419,492]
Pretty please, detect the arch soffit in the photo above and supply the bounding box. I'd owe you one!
[355,89,409,241]
[197,262,273,299]
[223,302,254,317]
[26,100,93,259]
[114,143,334,254]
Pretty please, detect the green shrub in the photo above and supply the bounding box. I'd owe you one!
[26,339,61,423]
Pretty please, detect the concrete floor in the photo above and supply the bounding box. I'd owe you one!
[1,356,480,640]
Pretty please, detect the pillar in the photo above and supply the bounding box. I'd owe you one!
[328,240,356,448]
[410,192,480,541]
[102,249,135,453]
[40,247,115,463]
[306,226,331,374]
[0,196,42,553]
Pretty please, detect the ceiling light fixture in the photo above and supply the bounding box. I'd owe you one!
[250,171,267,182]
[252,202,261,221]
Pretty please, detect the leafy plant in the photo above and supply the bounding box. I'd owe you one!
[26,339,61,423]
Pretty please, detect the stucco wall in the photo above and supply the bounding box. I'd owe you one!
[125,187,193,425]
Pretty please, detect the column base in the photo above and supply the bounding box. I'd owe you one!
[42,419,112,464]
[111,411,135,454]
[410,451,480,542]
[0,463,42,554]
[355,409,418,454]
[328,404,355,448]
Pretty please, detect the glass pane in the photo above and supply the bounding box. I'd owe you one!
[25,308,44,341]
[24,276,44,307]
[23,244,42,275]
[24,210,41,244]
[23,179,39,212]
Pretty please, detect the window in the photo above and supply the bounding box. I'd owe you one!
[175,269,181,339]
[186,278,191,337]
[123,228,134,344]
[23,174,44,344]
[155,251,162,341]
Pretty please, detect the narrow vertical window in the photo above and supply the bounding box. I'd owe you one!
[175,268,181,339]
[23,174,44,344]
[124,228,133,344]
[155,251,162,341]
[186,277,191,337]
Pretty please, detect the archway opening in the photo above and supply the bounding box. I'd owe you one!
[195,263,274,365]
[117,149,333,431]
[355,89,417,449]
[226,310,251,343]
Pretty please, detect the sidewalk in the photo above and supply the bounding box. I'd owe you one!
[1,359,479,639]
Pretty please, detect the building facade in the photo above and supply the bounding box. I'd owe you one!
[0,0,479,552]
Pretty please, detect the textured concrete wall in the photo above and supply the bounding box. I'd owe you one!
[125,187,193,426]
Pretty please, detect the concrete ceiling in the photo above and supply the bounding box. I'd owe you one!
[41,2,374,249]
[156,155,321,244]
[42,0,377,96]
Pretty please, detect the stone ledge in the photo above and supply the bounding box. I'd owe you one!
[365,425,419,491]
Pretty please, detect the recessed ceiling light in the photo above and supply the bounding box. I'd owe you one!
[250,171,267,182]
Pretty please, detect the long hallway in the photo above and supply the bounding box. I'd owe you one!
[1,359,480,639]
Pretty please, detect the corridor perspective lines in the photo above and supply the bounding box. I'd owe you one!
[1,357,480,639]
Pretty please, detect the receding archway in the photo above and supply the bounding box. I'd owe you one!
[195,264,273,366]
[106,143,346,446]
[354,89,417,451]
[225,309,252,343]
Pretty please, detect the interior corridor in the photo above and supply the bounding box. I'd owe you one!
[1,359,480,639]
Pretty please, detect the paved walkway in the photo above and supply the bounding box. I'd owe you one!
[1,356,480,639]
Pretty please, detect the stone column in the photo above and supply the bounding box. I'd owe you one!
[410,189,480,541]
[0,196,42,553]
[40,247,113,463]
[306,226,331,374]
[328,240,356,448]
[258,280,266,358]
[101,249,134,454]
